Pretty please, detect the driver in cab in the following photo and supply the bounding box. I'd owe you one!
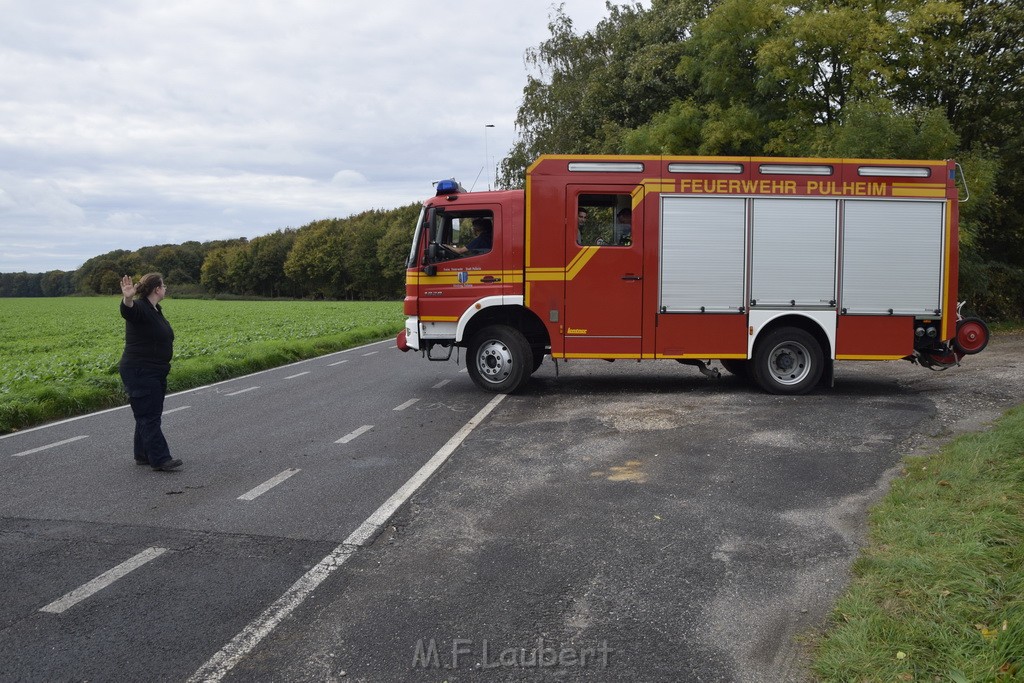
[446,217,492,256]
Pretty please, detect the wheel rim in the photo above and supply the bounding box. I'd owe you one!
[766,341,811,386]
[956,320,987,353]
[476,338,515,384]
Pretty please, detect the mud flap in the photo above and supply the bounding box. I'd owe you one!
[818,358,835,388]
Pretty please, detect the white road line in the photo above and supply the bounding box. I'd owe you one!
[432,379,451,389]
[335,425,373,444]
[225,386,260,397]
[238,469,301,501]
[163,406,190,415]
[393,398,420,411]
[361,351,379,357]
[11,435,89,458]
[187,393,506,683]
[39,547,168,614]
[345,394,505,546]
[0,338,393,441]
[328,360,349,366]
[284,372,310,380]
[185,544,357,683]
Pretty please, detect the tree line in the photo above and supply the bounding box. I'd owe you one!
[0,204,420,300]
[499,0,1024,320]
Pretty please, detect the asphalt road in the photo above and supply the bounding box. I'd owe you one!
[0,339,497,681]
[2,333,1022,682]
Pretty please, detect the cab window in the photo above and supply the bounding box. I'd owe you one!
[430,210,494,261]
[577,194,632,246]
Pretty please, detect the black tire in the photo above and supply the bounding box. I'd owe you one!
[719,359,749,377]
[752,327,823,395]
[466,325,532,393]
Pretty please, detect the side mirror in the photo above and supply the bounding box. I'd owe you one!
[427,243,438,262]
[424,265,437,276]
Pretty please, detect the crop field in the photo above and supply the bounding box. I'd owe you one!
[0,297,403,434]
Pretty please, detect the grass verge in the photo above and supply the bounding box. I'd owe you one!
[813,404,1024,682]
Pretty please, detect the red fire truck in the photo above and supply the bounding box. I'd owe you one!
[397,155,989,394]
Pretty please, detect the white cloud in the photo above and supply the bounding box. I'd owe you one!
[331,170,369,186]
[0,1,632,272]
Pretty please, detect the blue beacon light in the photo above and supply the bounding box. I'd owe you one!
[435,179,462,196]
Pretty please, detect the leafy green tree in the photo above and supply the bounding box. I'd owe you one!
[284,219,348,298]
[248,230,298,297]
[200,247,232,294]
[75,251,142,294]
[39,271,75,297]
[499,0,702,186]
[223,243,254,295]
[377,204,422,290]
[0,272,43,297]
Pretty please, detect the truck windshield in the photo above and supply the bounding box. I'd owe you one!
[406,206,427,268]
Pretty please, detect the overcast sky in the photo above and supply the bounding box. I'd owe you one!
[0,1,630,273]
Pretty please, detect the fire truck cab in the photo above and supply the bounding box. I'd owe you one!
[398,155,989,395]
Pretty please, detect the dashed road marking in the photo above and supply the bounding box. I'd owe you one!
[225,386,260,397]
[11,435,89,458]
[335,425,373,444]
[284,372,310,380]
[432,380,451,389]
[362,351,379,357]
[163,406,190,415]
[393,399,420,411]
[238,469,301,501]
[328,360,349,366]
[40,547,168,614]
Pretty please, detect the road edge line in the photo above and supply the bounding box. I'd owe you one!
[186,392,506,682]
[345,393,505,547]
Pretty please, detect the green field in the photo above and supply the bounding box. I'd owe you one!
[0,297,403,434]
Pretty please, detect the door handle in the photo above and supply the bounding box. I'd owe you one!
[481,276,501,283]
[621,274,642,281]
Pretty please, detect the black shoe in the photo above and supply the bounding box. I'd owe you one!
[135,458,149,466]
[152,458,183,471]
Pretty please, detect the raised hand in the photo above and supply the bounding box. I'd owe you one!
[120,275,137,303]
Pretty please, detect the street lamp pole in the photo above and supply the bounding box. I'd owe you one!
[484,124,495,191]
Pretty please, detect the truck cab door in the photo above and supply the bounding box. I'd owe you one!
[563,187,644,357]
[419,205,505,329]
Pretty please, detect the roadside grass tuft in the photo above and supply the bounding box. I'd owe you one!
[814,405,1024,682]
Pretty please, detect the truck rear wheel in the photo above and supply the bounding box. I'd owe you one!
[466,325,531,393]
[752,327,823,395]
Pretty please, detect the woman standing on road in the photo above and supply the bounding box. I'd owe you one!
[119,273,182,472]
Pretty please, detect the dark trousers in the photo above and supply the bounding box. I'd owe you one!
[119,366,172,466]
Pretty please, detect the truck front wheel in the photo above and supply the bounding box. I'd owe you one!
[466,325,531,393]
[752,327,823,395]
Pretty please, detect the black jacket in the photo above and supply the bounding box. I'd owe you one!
[119,298,174,370]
